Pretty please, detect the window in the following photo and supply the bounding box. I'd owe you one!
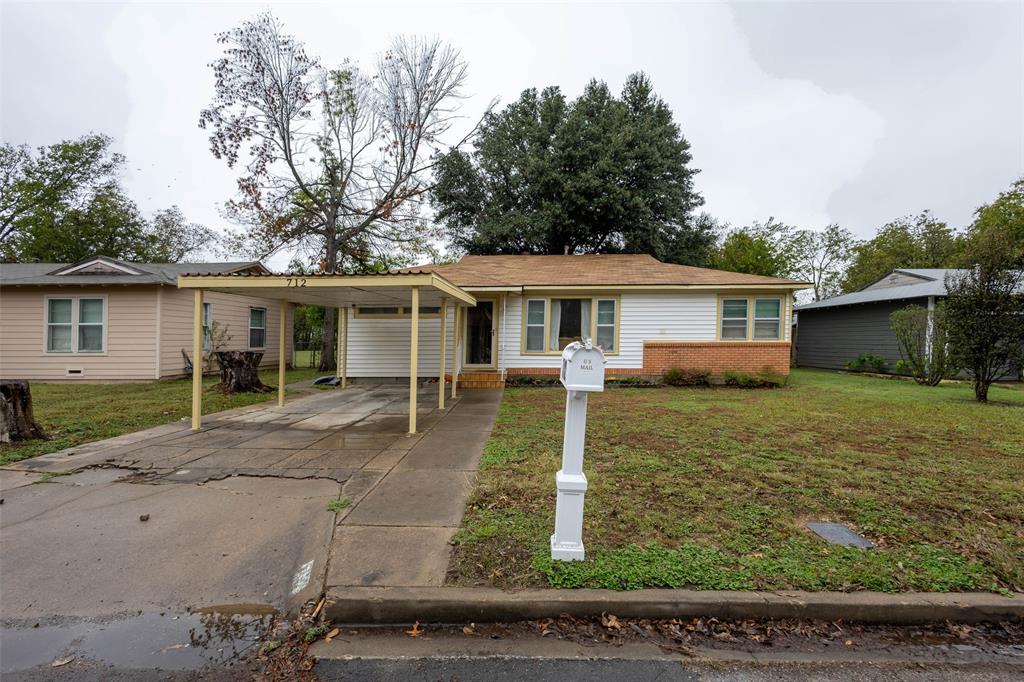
[521,297,619,354]
[77,299,104,352]
[753,298,781,339]
[249,307,266,348]
[47,298,73,352]
[46,297,104,353]
[525,299,545,352]
[202,302,213,352]
[720,299,748,339]
[595,299,616,352]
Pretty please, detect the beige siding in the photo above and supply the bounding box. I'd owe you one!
[159,287,293,378]
[344,307,456,378]
[0,286,159,381]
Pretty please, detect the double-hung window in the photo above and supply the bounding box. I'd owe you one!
[720,299,749,339]
[522,297,618,354]
[249,307,267,349]
[202,302,213,351]
[753,299,781,339]
[46,297,105,353]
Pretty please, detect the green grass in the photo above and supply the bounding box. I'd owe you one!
[327,497,351,512]
[448,369,1024,593]
[0,367,322,465]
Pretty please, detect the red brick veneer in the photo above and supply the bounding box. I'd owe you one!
[642,341,791,376]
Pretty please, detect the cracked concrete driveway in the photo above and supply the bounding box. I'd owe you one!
[0,384,474,623]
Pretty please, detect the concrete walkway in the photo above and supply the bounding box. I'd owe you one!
[327,389,502,589]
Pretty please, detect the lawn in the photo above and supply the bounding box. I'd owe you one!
[448,369,1024,593]
[0,367,322,465]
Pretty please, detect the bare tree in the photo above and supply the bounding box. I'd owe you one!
[200,13,475,370]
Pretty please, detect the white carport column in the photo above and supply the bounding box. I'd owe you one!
[450,304,460,400]
[278,299,287,407]
[191,289,204,430]
[438,298,447,410]
[409,286,420,434]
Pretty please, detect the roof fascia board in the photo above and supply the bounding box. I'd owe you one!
[519,283,809,292]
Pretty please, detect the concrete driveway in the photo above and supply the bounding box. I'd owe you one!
[0,383,499,673]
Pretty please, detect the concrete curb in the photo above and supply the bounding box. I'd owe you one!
[324,586,1024,625]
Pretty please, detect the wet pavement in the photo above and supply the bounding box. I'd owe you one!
[0,383,500,677]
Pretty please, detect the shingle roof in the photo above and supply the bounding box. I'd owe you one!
[0,259,265,286]
[412,254,807,288]
[796,269,966,311]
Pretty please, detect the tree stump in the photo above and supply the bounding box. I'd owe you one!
[0,379,46,443]
[214,351,273,394]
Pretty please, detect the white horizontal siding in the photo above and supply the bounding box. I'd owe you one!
[499,292,719,370]
[344,309,455,378]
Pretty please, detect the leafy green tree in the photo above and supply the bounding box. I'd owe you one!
[432,74,712,265]
[889,302,957,386]
[961,177,1024,268]
[841,211,962,292]
[793,223,856,300]
[711,219,803,277]
[0,134,214,263]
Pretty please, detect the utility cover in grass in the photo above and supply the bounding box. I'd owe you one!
[805,522,874,549]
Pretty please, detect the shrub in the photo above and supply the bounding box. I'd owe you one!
[845,352,888,373]
[722,369,786,388]
[662,367,711,387]
[889,302,958,386]
[606,375,660,388]
[505,375,560,387]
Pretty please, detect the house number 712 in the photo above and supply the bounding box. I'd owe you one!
[286,278,307,287]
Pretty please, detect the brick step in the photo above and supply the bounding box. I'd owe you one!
[457,376,505,389]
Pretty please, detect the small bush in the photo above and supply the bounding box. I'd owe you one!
[662,367,711,387]
[845,352,888,373]
[723,369,787,388]
[606,375,660,388]
[505,375,561,387]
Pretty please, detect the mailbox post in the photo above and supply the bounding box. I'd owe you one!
[551,339,606,561]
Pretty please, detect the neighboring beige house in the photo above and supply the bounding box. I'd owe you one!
[0,256,293,382]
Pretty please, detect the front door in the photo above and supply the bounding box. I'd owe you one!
[464,300,495,368]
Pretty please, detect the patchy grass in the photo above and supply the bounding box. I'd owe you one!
[327,497,351,513]
[0,368,321,465]
[448,369,1024,593]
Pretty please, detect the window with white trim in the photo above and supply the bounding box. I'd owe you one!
[753,298,782,339]
[202,302,213,351]
[525,299,545,352]
[46,297,104,353]
[720,299,749,339]
[249,307,266,349]
[595,299,616,352]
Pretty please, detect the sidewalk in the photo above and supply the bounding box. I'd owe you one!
[325,389,503,589]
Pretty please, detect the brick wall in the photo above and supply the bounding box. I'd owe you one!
[642,341,792,376]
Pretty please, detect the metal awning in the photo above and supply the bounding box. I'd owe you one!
[177,271,474,436]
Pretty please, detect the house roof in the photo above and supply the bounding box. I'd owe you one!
[412,254,808,289]
[796,268,967,311]
[0,256,266,287]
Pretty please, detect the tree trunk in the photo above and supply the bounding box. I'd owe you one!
[214,351,273,393]
[974,379,989,403]
[0,380,45,443]
[318,307,337,372]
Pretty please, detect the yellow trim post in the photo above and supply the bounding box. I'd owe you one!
[438,298,447,410]
[191,289,204,430]
[451,304,460,399]
[278,299,287,407]
[409,287,420,434]
[335,307,343,379]
[341,306,348,388]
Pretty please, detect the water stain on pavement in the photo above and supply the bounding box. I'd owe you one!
[1,608,274,674]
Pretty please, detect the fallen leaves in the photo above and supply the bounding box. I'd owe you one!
[405,621,423,637]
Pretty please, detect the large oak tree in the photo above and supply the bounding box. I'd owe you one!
[432,75,714,265]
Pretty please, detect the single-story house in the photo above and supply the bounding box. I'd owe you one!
[0,256,293,381]
[794,268,1023,379]
[334,254,808,387]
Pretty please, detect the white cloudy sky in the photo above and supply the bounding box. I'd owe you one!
[2,1,1022,269]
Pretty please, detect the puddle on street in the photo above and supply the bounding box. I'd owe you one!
[1,609,274,673]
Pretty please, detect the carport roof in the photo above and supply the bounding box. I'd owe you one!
[176,270,476,308]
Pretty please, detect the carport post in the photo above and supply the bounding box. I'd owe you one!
[409,286,420,434]
[191,289,204,430]
[335,307,343,381]
[438,298,447,410]
[451,304,460,400]
[278,299,287,407]
[341,306,348,388]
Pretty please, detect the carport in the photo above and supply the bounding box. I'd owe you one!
[177,270,477,434]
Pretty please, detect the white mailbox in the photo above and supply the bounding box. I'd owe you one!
[551,339,606,562]
[559,340,607,392]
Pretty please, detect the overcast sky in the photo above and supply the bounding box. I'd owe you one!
[2,1,1022,268]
